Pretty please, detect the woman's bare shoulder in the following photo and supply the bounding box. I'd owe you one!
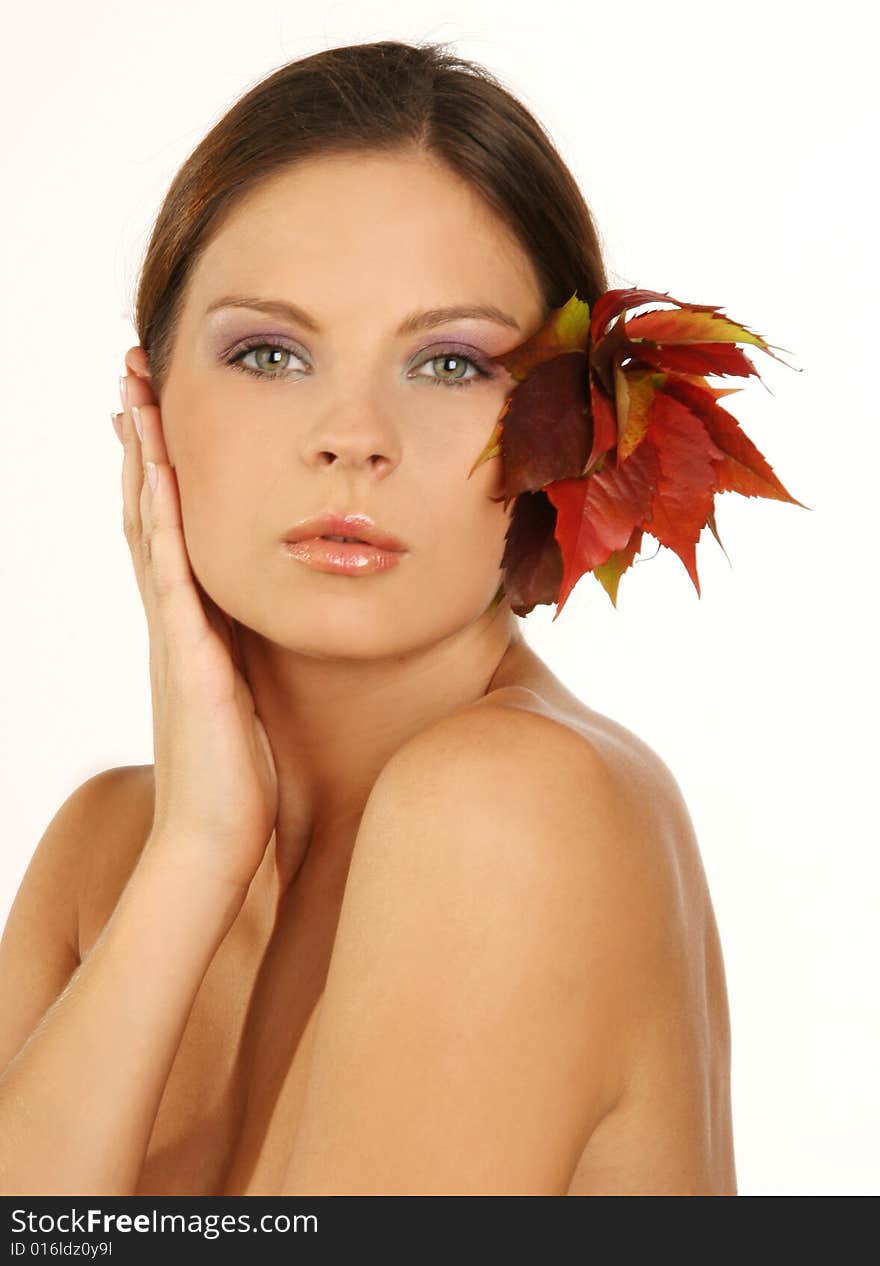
[479,674,721,1016]
[381,676,674,880]
[429,672,711,953]
[76,764,155,956]
[477,662,698,847]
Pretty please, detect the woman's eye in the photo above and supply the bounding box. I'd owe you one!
[224,341,491,389]
[226,342,306,380]
[412,351,490,390]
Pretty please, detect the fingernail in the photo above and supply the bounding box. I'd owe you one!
[118,376,128,410]
[145,461,158,492]
[131,405,143,442]
[110,411,123,444]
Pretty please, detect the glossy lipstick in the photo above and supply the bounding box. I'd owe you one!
[283,537,404,574]
[282,512,407,575]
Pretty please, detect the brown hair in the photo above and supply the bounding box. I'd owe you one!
[132,38,609,401]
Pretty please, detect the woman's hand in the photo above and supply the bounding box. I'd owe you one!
[112,352,279,896]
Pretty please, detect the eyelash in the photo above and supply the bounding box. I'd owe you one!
[224,339,491,390]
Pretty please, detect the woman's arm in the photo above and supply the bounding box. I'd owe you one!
[0,774,97,1081]
[0,832,245,1196]
[280,705,644,1196]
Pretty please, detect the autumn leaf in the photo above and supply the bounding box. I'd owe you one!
[470,287,807,616]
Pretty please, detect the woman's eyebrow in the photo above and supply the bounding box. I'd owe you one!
[203,295,521,335]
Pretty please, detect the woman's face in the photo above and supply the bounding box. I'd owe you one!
[157,149,547,660]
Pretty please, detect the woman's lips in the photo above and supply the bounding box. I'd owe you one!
[282,536,405,574]
[282,513,407,552]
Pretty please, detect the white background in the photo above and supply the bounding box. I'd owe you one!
[2,0,876,1195]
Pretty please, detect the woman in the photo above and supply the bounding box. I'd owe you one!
[0,39,736,1195]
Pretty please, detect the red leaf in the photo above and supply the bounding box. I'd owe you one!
[546,436,660,617]
[478,286,806,612]
[499,491,564,616]
[477,353,592,497]
[640,394,727,596]
[659,375,807,505]
[593,526,645,608]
